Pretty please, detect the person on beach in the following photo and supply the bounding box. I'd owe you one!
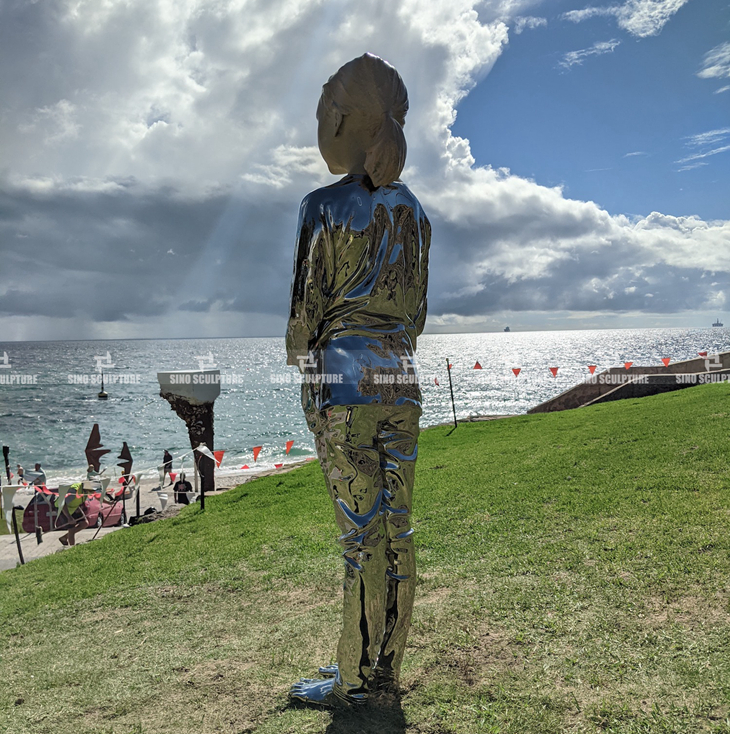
[286,53,430,708]
[173,472,193,505]
[31,463,46,486]
[162,450,173,486]
[57,483,89,546]
[16,464,24,482]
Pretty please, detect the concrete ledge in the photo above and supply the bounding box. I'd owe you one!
[528,352,730,414]
[583,370,730,407]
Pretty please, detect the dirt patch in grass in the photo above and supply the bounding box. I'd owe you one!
[643,594,730,627]
[415,586,451,606]
[411,623,523,690]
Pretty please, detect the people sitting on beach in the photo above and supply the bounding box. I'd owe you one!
[57,483,89,547]
[108,474,136,502]
[30,463,46,486]
[173,472,193,505]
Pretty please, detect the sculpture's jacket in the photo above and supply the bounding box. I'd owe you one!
[286,174,430,411]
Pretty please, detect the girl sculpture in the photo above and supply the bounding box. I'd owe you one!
[286,53,431,707]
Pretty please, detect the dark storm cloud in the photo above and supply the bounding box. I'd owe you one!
[0,178,298,322]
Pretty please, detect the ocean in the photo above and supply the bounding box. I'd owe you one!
[0,328,727,484]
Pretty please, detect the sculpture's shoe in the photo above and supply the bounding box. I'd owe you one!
[318,663,338,678]
[289,677,366,708]
[289,677,337,708]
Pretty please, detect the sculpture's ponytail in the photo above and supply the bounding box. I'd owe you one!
[365,112,407,187]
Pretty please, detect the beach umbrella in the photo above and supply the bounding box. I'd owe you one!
[85,424,110,472]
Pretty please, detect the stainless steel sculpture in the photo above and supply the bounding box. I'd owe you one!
[287,53,430,708]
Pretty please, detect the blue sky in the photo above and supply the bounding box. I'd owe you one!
[0,0,729,340]
[456,0,730,221]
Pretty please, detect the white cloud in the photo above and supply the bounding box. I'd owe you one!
[514,16,547,33]
[562,6,618,24]
[714,86,730,95]
[18,99,80,143]
[559,39,621,69]
[677,161,708,172]
[615,0,688,37]
[677,145,730,165]
[562,0,689,38]
[685,128,730,148]
[623,151,647,157]
[698,42,730,80]
[677,128,730,169]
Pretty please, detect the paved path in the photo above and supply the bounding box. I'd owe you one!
[1,525,121,570]
[0,482,176,571]
[1,463,306,572]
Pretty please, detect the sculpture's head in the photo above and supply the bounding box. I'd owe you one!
[317,53,408,187]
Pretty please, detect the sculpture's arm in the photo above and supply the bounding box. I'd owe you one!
[286,198,321,369]
[414,213,431,338]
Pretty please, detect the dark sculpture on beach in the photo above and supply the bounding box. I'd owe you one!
[286,53,431,707]
[157,370,221,496]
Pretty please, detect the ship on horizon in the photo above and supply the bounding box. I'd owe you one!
[713,318,724,327]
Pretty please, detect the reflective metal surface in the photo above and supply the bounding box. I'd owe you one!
[287,173,430,707]
[286,174,430,410]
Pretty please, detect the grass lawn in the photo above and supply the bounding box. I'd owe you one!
[1,384,729,733]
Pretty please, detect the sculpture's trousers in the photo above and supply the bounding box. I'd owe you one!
[311,404,420,702]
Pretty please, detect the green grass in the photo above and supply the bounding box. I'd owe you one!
[2,383,730,733]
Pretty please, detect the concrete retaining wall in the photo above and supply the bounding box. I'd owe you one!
[527,352,730,414]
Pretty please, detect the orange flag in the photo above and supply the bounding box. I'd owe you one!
[512,368,521,377]
[285,440,294,455]
[213,450,225,468]
[474,361,482,369]
[549,367,559,377]
[252,446,262,462]
[624,362,633,370]
[661,358,671,367]
[588,365,597,374]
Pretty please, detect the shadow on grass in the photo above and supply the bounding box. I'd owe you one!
[325,695,407,734]
[288,694,407,734]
